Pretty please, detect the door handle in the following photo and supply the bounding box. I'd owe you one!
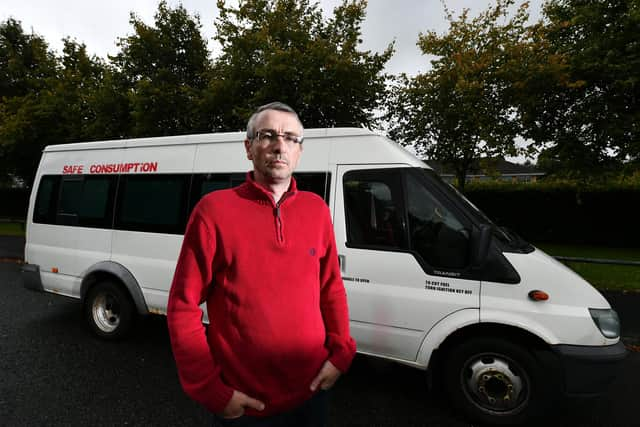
[338,254,346,273]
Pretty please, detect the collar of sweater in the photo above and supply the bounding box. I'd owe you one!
[240,171,299,207]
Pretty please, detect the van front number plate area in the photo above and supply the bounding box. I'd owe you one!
[425,280,473,295]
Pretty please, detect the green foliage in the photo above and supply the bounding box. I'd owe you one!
[536,243,640,291]
[0,33,111,186]
[531,0,640,175]
[0,19,59,186]
[0,18,57,99]
[0,222,26,237]
[112,1,211,136]
[536,243,640,262]
[207,0,393,131]
[385,0,552,191]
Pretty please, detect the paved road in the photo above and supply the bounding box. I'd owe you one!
[0,235,23,261]
[1,261,639,427]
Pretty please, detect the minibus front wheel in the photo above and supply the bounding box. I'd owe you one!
[84,281,135,340]
[444,336,551,425]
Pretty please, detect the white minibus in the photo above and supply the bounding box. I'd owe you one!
[22,128,626,425]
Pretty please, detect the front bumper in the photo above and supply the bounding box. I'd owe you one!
[552,341,627,397]
[21,263,44,292]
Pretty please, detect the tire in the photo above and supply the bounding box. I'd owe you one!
[84,281,135,340]
[443,337,552,425]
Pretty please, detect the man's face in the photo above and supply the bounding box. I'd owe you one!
[245,109,303,185]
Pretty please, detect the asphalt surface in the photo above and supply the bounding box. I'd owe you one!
[2,236,640,426]
[0,235,23,261]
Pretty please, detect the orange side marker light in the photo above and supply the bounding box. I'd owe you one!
[528,290,549,301]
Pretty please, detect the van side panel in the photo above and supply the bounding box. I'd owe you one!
[110,144,196,313]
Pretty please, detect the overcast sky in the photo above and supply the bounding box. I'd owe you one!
[3,0,544,76]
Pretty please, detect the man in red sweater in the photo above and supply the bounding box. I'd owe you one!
[167,102,356,426]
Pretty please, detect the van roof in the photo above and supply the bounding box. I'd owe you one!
[43,128,375,152]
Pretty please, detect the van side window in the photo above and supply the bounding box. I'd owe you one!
[115,175,190,234]
[198,173,245,197]
[57,176,116,228]
[343,170,406,249]
[189,172,331,211]
[189,173,244,212]
[405,172,470,270]
[294,172,331,203]
[33,175,60,224]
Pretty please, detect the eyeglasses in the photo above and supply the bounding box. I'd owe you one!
[254,129,304,145]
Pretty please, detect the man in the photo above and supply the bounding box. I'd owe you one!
[167,102,356,426]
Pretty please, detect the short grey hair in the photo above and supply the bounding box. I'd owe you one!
[246,101,304,140]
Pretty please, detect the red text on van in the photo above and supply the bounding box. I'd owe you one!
[62,165,84,174]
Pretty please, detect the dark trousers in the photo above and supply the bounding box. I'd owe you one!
[211,391,328,427]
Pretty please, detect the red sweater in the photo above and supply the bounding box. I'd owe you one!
[167,173,356,417]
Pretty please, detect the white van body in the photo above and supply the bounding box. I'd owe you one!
[22,128,626,424]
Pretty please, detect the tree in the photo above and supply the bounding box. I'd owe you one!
[206,0,393,131]
[0,19,59,186]
[385,0,560,191]
[53,39,117,142]
[111,1,211,137]
[1,22,118,186]
[0,18,57,100]
[532,0,640,176]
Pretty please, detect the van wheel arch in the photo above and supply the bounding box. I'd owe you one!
[80,263,148,315]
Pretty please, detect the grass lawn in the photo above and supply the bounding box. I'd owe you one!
[0,221,26,237]
[535,243,640,292]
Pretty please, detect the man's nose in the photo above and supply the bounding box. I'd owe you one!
[271,135,288,152]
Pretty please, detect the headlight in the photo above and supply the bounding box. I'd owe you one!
[589,308,621,339]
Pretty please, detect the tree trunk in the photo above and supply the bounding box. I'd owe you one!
[456,169,467,193]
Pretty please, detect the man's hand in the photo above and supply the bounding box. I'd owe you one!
[221,390,265,419]
[310,360,341,391]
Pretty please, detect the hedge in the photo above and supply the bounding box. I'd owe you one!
[0,188,29,219]
[464,183,640,247]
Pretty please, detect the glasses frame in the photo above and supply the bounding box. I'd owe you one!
[254,129,304,145]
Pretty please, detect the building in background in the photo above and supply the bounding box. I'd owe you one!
[424,158,545,184]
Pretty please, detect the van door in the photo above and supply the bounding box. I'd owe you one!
[59,174,117,279]
[334,165,480,361]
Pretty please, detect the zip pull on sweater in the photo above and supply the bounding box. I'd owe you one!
[274,205,284,244]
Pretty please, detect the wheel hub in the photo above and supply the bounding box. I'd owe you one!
[466,356,525,412]
[92,293,120,333]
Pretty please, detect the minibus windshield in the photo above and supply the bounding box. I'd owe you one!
[420,169,532,252]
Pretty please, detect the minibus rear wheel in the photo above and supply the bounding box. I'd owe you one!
[443,337,549,425]
[84,281,135,340]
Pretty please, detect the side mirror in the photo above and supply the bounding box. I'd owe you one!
[471,224,492,269]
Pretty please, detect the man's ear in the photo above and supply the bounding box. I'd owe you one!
[244,138,253,160]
